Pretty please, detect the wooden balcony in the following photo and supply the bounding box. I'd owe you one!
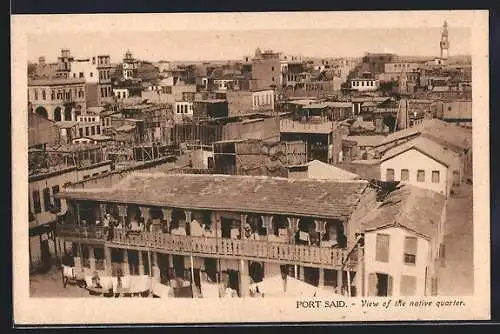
[56,225,355,269]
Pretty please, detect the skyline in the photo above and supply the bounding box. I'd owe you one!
[27,27,471,64]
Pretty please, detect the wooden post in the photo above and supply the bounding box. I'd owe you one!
[240,214,248,239]
[314,220,326,246]
[161,208,172,233]
[318,268,324,288]
[117,204,127,226]
[261,215,274,240]
[347,270,352,297]
[286,217,300,244]
[184,210,192,233]
[337,269,343,295]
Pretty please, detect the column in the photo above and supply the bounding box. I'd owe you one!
[314,220,327,245]
[139,206,151,224]
[239,259,250,298]
[342,220,349,246]
[117,204,127,226]
[104,245,112,276]
[99,203,107,221]
[88,245,96,272]
[261,215,274,240]
[299,265,304,281]
[337,269,343,294]
[240,214,248,239]
[138,250,145,275]
[122,249,130,276]
[287,217,300,244]
[152,252,161,281]
[184,210,192,232]
[318,268,324,288]
[161,208,172,232]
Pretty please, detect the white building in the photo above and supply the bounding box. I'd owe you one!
[380,137,461,197]
[174,101,194,118]
[359,185,446,296]
[69,58,99,83]
[75,114,103,138]
[350,79,379,92]
[113,88,130,100]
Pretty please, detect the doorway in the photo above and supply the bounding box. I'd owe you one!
[173,255,185,279]
[368,272,393,296]
[221,218,232,239]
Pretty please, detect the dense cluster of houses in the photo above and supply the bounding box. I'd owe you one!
[27,21,473,298]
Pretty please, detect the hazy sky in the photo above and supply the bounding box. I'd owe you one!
[28,27,471,63]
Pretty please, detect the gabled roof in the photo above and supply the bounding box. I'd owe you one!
[357,184,446,239]
[58,173,370,220]
[378,119,472,152]
[381,136,459,168]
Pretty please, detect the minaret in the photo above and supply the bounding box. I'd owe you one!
[440,20,450,60]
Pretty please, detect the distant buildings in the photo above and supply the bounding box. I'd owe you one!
[251,49,281,90]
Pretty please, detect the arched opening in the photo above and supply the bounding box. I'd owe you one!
[271,215,289,239]
[295,218,317,246]
[243,214,266,240]
[34,106,48,118]
[53,107,62,121]
[64,105,73,121]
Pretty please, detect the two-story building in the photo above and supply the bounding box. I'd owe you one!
[226,89,275,116]
[379,137,461,197]
[28,78,87,122]
[349,78,379,92]
[55,173,372,298]
[356,185,446,296]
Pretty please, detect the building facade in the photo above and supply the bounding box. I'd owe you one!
[28,78,87,121]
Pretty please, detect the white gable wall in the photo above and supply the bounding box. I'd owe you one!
[364,226,430,296]
[380,148,451,197]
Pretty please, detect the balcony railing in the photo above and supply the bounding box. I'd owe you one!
[56,225,352,268]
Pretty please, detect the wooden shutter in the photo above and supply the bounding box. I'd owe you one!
[368,273,377,296]
[375,234,390,262]
[387,275,393,296]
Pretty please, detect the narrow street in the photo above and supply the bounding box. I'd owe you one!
[30,267,90,298]
[437,183,474,296]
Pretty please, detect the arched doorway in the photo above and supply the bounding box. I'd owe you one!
[34,106,48,118]
[53,107,62,121]
[64,105,73,121]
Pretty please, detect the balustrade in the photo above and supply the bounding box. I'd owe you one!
[56,225,352,268]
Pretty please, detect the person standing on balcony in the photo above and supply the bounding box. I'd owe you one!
[190,218,203,237]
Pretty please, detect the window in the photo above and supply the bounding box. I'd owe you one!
[90,72,93,77]
[386,168,395,181]
[85,127,89,136]
[400,275,417,296]
[403,236,417,265]
[96,127,101,135]
[52,185,61,209]
[271,66,275,71]
[32,190,41,214]
[42,187,51,212]
[73,73,76,78]
[42,90,46,100]
[91,126,96,135]
[375,233,390,263]
[417,170,425,182]
[432,171,440,183]
[79,128,83,137]
[51,90,55,100]
[79,72,84,78]
[176,105,180,114]
[34,89,38,100]
[401,169,409,181]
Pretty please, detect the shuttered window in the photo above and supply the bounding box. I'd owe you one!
[386,168,395,181]
[432,171,440,183]
[401,169,409,181]
[417,170,425,182]
[403,236,418,265]
[375,234,390,263]
[42,187,51,212]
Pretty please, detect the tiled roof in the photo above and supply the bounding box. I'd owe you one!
[379,119,472,151]
[59,173,370,219]
[357,184,446,239]
[381,136,460,167]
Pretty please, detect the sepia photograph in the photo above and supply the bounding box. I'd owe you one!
[12,10,490,324]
